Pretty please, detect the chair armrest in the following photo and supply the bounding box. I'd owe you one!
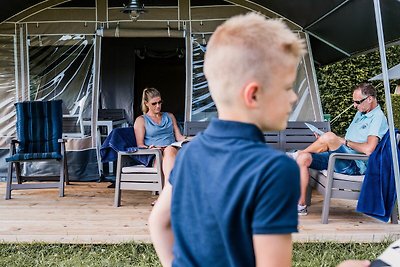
[118,148,162,157]
[324,152,368,186]
[63,114,79,118]
[117,149,163,174]
[327,152,369,175]
[8,139,20,155]
[328,152,369,162]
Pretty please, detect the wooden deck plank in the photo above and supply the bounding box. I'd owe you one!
[0,182,399,244]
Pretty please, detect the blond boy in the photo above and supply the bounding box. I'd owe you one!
[149,13,369,267]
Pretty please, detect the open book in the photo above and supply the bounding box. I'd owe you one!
[371,239,400,266]
[171,136,194,148]
[304,122,325,136]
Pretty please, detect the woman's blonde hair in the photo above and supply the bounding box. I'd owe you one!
[141,87,161,114]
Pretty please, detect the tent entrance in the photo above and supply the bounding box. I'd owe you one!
[100,37,186,126]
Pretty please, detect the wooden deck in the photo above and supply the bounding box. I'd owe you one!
[0,182,399,244]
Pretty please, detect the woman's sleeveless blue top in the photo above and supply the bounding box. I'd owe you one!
[144,113,175,146]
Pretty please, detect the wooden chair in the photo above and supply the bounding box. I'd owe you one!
[5,100,69,199]
[184,121,331,151]
[114,149,164,207]
[275,121,331,151]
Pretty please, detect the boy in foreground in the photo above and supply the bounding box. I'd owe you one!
[149,13,370,267]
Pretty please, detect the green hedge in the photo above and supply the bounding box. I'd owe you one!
[391,94,400,129]
[316,46,400,135]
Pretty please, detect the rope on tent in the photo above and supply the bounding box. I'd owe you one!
[330,103,353,124]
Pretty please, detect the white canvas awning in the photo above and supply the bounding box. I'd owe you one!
[369,63,400,81]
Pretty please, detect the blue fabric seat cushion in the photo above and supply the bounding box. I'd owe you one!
[6,152,62,162]
[16,100,63,154]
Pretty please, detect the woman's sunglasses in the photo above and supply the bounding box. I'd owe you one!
[150,100,163,106]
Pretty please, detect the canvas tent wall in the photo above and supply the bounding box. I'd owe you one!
[0,0,325,180]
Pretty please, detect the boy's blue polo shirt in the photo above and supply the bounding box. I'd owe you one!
[169,119,300,267]
[345,105,388,173]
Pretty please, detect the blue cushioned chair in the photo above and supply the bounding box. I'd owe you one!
[5,100,69,199]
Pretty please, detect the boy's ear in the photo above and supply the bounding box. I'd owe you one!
[243,82,260,108]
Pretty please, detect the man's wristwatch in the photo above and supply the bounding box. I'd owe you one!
[344,139,348,147]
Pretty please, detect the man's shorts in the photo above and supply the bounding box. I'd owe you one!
[310,145,361,175]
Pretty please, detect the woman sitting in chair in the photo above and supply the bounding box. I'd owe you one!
[134,88,186,196]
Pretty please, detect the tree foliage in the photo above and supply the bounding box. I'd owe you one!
[316,45,400,135]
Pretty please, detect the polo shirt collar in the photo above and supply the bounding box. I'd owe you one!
[361,105,381,118]
[204,118,265,142]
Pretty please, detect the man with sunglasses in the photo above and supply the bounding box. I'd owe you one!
[295,82,388,216]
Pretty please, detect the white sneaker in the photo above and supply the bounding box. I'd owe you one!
[286,151,299,160]
[298,204,308,216]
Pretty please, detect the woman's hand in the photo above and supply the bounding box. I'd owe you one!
[147,145,166,151]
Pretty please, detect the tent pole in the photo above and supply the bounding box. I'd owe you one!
[373,0,400,221]
[92,35,102,176]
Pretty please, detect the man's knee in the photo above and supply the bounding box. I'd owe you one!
[296,152,312,167]
[319,131,338,143]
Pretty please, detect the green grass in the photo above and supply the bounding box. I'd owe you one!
[0,243,160,267]
[0,241,391,267]
[293,242,390,267]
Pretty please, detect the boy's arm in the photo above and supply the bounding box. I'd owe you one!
[148,182,174,267]
[253,234,292,267]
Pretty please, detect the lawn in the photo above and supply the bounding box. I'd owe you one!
[0,241,391,266]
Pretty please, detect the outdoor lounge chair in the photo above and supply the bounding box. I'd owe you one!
[5,100,69,199]
[99,127,163,207]
[309,133,400,224]
[114,149,163,207]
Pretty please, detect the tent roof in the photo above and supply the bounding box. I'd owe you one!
[2,0,400,66]
[369,63,400,81]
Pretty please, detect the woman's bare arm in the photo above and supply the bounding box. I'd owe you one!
[133,116,147,147]
[168,113,186,142]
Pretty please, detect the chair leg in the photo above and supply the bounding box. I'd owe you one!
[390,202,398,224]
[15,162,22,184]
[5,162,13,200]
[59,159,65,197]
[64,153,70,185]
[305,184,312,207]
[114,154,122,207]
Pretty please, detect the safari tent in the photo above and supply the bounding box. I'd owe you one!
[0,0,399,192]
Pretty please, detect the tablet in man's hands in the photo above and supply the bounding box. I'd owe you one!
[304,123,325,136]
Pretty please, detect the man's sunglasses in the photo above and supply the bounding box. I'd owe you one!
[150,100,163,106]
[353,96,369,105]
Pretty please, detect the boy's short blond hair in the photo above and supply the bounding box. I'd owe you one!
[204,13,305,105]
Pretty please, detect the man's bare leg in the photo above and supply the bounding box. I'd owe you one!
[296,153,312,206]
[301,132,344,154]
[296,132,345,210]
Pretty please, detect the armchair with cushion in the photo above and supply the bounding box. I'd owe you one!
[5,100,69,199]
[99,127,163,207]
[309,131,399,224]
